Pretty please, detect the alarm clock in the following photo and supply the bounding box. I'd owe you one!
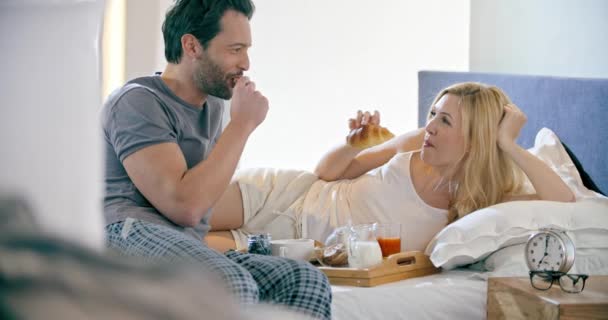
[525,228,575,272]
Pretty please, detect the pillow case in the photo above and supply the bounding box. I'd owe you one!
[425,200,608,270]
[561,142,605,195]
[522,128,603,200]
[425,128,608,270]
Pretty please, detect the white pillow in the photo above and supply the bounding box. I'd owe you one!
[425,200,608,270]
[483,244,608,277]
[425,128,608,270]
[523,127,603,200]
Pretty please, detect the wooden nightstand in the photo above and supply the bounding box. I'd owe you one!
[487,276,608,319]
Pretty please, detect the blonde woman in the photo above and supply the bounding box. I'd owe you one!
[206,82,575,252]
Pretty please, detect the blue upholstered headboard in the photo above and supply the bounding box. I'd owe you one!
[418,71,608,193]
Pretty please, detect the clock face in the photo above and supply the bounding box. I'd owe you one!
[526,233,566,271]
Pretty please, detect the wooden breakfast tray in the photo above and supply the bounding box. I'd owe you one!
[317,251,439,287]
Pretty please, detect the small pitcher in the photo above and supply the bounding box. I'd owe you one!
[347,223,383,269]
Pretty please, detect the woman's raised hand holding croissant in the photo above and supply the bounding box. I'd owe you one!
[348,110,381,130]
[347,110,395,149]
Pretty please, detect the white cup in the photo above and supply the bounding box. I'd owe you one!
[270,239,315,261]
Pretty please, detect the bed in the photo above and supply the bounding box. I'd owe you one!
[329,71,608,320]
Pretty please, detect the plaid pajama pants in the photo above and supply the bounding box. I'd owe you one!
[106,219,332,320]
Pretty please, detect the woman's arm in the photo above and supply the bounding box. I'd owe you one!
[498,104,575,202]
[314,111,424,181]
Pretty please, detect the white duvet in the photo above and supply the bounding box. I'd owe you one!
[330,269,486,320]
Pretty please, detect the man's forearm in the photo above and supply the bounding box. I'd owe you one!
[174,122,252,226]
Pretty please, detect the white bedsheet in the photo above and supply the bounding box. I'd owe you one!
[331,269,486,320]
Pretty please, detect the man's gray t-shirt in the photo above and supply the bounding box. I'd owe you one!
[101,75,225,239]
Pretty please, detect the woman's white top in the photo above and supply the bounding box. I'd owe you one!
[302,151,448,251]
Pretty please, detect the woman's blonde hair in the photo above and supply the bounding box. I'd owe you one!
[426,82,525,222]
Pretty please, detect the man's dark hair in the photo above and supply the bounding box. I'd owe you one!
[162,0,255,64]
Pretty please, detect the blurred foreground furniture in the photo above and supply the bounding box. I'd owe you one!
[0,194,311,319]
[0,0,105,249]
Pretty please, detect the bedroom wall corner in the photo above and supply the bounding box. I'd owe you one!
[469,0,608,78]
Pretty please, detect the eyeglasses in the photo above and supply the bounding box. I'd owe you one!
[529,271,589,293]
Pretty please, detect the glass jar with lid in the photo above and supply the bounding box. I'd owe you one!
[247,233,272,255]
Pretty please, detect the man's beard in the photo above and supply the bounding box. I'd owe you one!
[193,52,239,100]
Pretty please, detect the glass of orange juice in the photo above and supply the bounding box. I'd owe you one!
[376,223,401,257]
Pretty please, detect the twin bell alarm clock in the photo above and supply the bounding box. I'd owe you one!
[525,228,575,272]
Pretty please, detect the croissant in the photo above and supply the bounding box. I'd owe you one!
[347,124,395,149]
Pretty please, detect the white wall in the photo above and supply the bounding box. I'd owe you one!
[470,0,608,78]
[118,0,470,172]
[102,0,126,98]
[243,0,470,170]
[0,0,106,250]
[125,0,163,79]
[103,0,170,96]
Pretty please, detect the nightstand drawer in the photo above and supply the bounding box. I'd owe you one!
[487,276,608,320]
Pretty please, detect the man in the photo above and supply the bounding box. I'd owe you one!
[101,0,332,318]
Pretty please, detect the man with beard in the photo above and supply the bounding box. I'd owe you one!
[100,0,332,319]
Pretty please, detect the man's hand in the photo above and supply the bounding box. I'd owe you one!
[230,76,269,133]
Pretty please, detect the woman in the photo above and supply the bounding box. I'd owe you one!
[206,82,575,252]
